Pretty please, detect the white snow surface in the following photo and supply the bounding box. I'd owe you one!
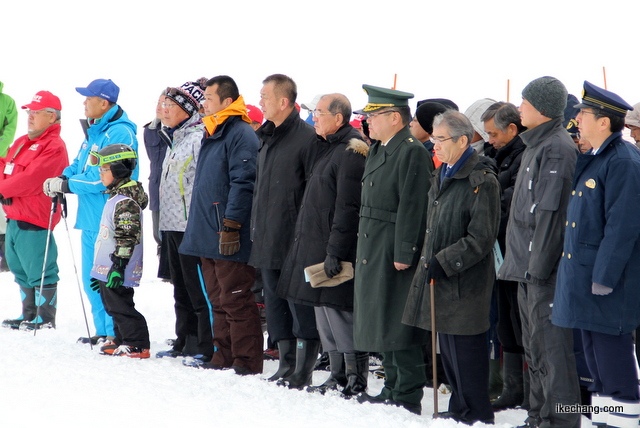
[0,218,587,428]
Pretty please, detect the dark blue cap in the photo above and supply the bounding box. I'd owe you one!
[76,79,120,102]
[574,81,633,118]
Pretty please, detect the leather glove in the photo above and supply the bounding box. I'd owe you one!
[106,254,129,289]
[592,282,613,296]
[43,176,69,197]
[323,254,342,278]
[0,194,11,206]
[90,278,102,293]
[219,218,241,256]
[426,256,446,284]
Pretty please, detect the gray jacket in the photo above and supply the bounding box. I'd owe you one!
[497,117,578,285]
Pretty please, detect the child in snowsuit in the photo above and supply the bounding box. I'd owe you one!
[89,143,150,358]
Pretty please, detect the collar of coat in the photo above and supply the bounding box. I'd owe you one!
[519,117,564,148]
[434,150,498,183]
[203,95,252,136]
[371,126,415,155]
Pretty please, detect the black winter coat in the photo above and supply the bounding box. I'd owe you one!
[249,109,321,270]
[486,135,525,251]
[277,125,367,311]
[402,152,501,335]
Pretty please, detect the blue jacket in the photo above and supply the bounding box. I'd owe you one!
[179,115,258,262]
[553,132,640,335]
[63,105,138,232]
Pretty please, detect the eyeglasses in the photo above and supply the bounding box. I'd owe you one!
[98,166,111,173]
[26,109,53,116]
[312,109,335,118]
[162,102,178,109]
[88,150,137,167]
[578,109,597,117]
[365,110,397,119]
[430,136,455,144]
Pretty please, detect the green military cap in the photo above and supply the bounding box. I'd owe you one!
[359,84,414,113]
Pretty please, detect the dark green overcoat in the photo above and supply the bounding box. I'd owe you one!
[353,127,432,352]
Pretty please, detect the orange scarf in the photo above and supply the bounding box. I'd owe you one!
[202,94,252,136]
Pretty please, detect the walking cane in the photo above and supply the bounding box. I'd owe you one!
[430,278,438,418]
[33,196,58,337]
[58,194,93,349]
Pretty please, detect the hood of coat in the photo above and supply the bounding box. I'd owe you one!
[347,138,369,157]
[519,117,563,149]
[108,179,149,210]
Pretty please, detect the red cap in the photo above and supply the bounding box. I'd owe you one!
[21,91,62,111]
[246,104,263,124]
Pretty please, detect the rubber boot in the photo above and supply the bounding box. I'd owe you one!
[267,339,296,382]
[342,352,369,397]
[492,352,524,410]
[20,284,57,330]
[279,339,321,389]
[2,285,36,329]
[307,351,347,394]
[488,358,503,400]
[520,367,530,410]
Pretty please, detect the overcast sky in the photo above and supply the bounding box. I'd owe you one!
[5,0,640,151]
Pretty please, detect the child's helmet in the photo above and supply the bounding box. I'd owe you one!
[90,144,137,179]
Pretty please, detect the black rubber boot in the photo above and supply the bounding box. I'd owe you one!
[279,339,321,389]
[492,352,524,411]
[520,368,530,410]
[342,352,369,397]
[19,284,57,330]
[307,351,347,394]
[488,358,503,400]
[267,339,297,382]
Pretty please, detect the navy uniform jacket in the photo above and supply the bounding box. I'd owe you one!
[553,132,640,335]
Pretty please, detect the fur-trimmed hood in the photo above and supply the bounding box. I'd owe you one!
[346,137,369,157]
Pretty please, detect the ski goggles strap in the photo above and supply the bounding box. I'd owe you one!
[88,150,137,167]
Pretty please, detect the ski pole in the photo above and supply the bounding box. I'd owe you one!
[58,194,93,349]
[34,195,57,337]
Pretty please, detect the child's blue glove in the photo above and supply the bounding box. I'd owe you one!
[106,255,128,289]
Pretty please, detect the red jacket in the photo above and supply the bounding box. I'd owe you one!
[0,123,68,229]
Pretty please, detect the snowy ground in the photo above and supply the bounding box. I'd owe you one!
[0,220,584,428]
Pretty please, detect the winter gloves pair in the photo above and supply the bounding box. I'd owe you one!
[43,176,69,198]
[90,254,129,293]
[219,218,241,256]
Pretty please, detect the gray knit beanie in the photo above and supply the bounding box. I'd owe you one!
[522,76,568,119]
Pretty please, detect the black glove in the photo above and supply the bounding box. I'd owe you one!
[90,278,102,293]
[323,254,342,278]
[426,256,446,284]
[106,254,129,289]
[219,219,241,256]
[0,194,12,206]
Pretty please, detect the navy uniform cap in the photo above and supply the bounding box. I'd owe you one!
[358,84,414,113]
[574,81,633,118]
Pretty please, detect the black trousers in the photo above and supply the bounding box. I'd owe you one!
[165,231,214,358]
[440,332,494,422]
[495,279,524,354]
[100,283,149,349]
[261,268,318,343]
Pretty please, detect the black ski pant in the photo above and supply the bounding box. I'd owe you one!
[165,231,213,358]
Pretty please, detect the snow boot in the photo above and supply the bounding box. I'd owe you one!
[307,351,347,394]
[19,284,57,330]
[2,285,36,329]
[492,352,524,410]
[488,357,503,400]
[314,351,330,371]
[342,352,369,397]
[279,338,321,389]
[267,339,297,381]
